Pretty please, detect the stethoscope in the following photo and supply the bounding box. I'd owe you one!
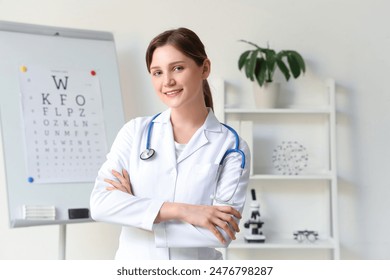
[140,113,246,205]
[139,113,162,161]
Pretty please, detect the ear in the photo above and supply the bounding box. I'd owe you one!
[202,59,211,79]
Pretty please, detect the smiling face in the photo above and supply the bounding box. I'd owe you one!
[149,44,210,111]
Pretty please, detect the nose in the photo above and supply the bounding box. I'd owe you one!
[163,74,175,87]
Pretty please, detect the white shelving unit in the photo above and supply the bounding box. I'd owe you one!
[212,79,340,260]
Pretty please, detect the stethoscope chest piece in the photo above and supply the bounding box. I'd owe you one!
[140,148,155,160]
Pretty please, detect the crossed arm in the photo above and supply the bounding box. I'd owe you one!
[104,169,241,244]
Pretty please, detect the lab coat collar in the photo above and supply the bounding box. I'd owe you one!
[203,108,223,133]
[152,108,222,133]
[152,108,222,164]
[152,109,170,124]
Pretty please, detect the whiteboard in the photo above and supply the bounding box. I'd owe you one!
[0,21,124,227]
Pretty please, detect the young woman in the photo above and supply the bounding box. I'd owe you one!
[90,27,250,260]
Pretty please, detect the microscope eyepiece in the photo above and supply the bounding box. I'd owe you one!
[251,189,256,200]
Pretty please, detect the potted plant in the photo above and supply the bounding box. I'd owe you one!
[238,40,306,107]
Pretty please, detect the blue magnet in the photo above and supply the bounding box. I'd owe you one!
[28,177,34,183]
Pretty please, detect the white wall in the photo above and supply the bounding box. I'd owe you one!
[0,0,389,259]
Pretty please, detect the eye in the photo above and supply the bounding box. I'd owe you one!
[152,70,162,77]
[173,65,184,72]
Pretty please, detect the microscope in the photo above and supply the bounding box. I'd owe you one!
[244,189,266,243]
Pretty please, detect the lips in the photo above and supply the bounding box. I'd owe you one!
[163,89,183,96]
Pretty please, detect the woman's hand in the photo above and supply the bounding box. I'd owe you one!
[183,204,241,244]
[104,169,133,195]
[156,202,241,244]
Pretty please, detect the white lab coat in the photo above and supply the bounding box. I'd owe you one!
[90,108,250,260]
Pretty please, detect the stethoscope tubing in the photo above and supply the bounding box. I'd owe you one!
[145,112,161,151]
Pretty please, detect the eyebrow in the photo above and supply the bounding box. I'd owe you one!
[150,60,186,70]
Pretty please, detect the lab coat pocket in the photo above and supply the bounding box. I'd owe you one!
[185,163,219,205]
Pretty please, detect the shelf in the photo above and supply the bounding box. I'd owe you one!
[250,173,333,181]
[12,218,94,228]
[224,107,331,114]
[229,237,336,250]
[220,79,339,259]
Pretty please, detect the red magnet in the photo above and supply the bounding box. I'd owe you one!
[90,70,96,76]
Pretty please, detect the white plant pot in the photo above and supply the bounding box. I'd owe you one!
[253,82,280,108]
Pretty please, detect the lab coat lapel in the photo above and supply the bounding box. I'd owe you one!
[177,110,221,164]
[176,128,208,164]
[154,110,177,168]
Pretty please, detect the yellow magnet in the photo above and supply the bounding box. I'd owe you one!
[20,65,28,73]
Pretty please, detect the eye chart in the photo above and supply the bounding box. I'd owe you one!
[19,65,107,184]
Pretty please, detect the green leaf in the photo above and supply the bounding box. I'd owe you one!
[246,50,258,81]
[264,49,276,81]
[287,54,301,78]
[238,50,251,70]
[244,58,252,79]
[276,58,291,81]
[255,57,267,86]
[290,51,306,73]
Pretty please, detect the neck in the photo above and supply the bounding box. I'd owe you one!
[171,105,208,124]
[170,105,209,144]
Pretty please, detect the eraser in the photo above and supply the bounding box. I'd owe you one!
[68,208,89,219]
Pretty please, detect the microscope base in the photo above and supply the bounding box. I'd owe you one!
[244,235,266,243]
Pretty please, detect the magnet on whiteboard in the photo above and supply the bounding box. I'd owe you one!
[90,70,96,76]
[20,65,28,72]
[27,177,34,183]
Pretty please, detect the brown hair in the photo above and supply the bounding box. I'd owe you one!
[145,27,213,110]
